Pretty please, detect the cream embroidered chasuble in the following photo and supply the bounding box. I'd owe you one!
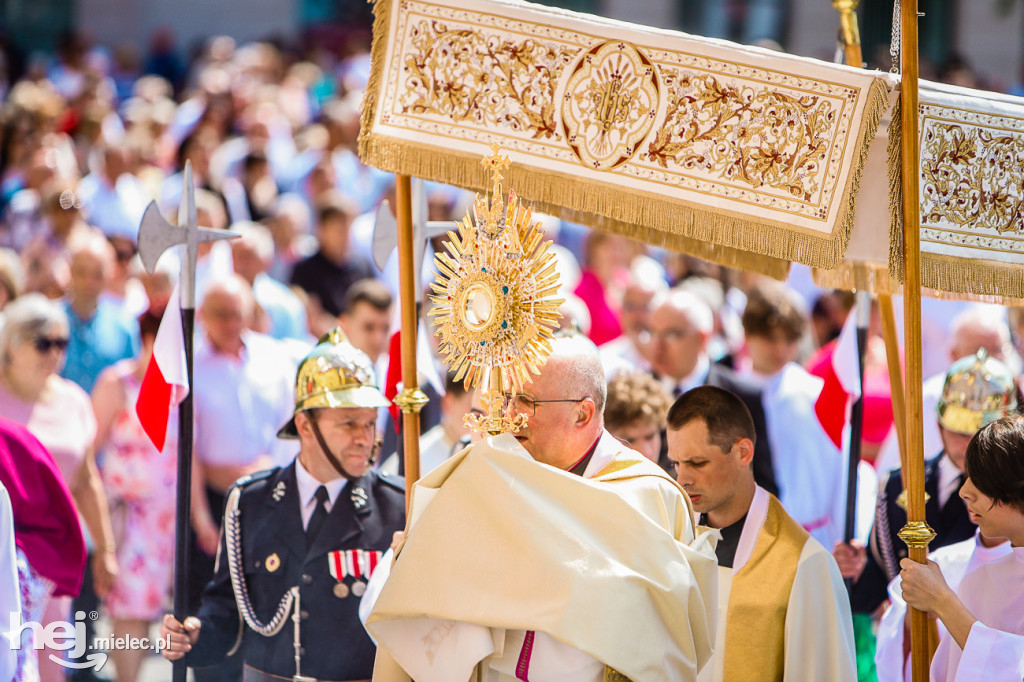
[367,432,718,682]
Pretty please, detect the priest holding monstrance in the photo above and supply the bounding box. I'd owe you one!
[365,147,718,682]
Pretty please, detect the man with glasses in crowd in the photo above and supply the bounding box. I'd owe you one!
[367,335,717,682]
[647,288,778,495]
[160,329,406,682]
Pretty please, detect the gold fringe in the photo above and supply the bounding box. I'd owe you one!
[358,3,891,274]
[919,253,1024,305]
[813,261,1024,306]
[887,98,905,283]
[813,262,897,294]
[831,76,892,268]
[358,0,394,167]
[552,203,792,280]
[363,134,792,278]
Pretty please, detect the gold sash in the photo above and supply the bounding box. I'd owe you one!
[722,495,809,682]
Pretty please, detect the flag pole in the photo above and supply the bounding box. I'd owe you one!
[136,162,238,682]
[897,2,938,680]
[844,293,870,551]
[393,174,428,513]
[173,260,195,682]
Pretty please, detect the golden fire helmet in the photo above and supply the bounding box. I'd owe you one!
[277,328,390,439]
[936,350,1017,436]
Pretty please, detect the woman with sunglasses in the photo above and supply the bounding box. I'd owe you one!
[0,293,118,682]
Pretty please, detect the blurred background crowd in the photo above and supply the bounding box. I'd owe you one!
[1,0,1024,680]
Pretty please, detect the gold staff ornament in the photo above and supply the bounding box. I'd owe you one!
[429,143,564,434]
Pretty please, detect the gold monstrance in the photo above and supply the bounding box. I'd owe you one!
[429,144,564,434]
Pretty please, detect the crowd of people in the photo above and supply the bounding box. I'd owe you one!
[0,23,1021,682]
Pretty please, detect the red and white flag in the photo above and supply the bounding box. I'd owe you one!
[136,285,189,451]
[813,303,864,449]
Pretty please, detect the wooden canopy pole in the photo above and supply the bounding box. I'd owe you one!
[393,174,428,514]
[897,3,938,681]
[879,295,909,473]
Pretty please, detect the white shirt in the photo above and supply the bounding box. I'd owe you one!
[598,336,649,377]
[931,546,1024,681]
[740,363,845,549]
[193,331,299,468]
[937,454,964,509]
[294,458,347,530]
[955,622,1024,682]
[77,171,149,240]
[937,450,966,503]
[380,425,458,478]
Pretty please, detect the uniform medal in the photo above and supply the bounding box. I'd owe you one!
[328,549,384,598]
[352,550,383,597]
[349,550,367,596]
[328,550,350,598]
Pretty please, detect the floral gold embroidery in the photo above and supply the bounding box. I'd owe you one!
[400,19,577,139]
[921,121,1024,234]
[364,0,890,273]
[646,68,836,202]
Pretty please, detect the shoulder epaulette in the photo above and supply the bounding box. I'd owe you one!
[374,469,406,493]
[232,468,276,490]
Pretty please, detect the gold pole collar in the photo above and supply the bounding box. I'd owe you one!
[897,521,937,551]
[394,387,430,414]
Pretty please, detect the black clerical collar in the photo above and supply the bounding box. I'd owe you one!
[566,437,601,477]
[699,512,747,569]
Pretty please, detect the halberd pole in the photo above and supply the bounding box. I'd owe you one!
[136,162,238,682]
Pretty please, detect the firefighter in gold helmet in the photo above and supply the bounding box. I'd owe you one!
[161,329,406,682]
[843,350,1018,616]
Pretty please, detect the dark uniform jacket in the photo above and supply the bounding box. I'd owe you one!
[187,462,405,680]
[850,452,974,614]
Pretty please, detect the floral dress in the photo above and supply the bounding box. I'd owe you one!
[99,360,178,620]
[14,548,53,681]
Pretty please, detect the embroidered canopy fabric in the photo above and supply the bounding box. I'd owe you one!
[360,0,890,275]
[889,81,1024,301]
[813,90,898,294]
[816,79,1024,304]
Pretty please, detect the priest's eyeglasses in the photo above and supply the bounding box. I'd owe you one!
[504,394,589,418]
